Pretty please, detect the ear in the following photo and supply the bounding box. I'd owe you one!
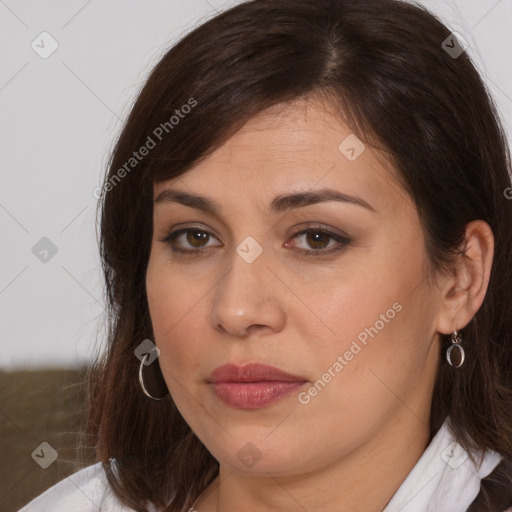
[436,220,495,335]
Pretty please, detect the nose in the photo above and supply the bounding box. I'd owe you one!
[210,246,287,338]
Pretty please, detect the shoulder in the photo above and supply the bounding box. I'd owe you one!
[18,462,137,512]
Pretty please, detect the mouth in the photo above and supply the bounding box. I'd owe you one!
[208,363,308,409]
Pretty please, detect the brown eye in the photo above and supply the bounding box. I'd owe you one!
[185,229,210,248]
[159,224,351,258]
[159,227,221,254]
[302,231,332,250]
[288,226,352,257]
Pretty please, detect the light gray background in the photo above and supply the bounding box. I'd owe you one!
[1,0,511,369]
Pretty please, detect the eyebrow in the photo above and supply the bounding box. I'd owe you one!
[153,187,376,214]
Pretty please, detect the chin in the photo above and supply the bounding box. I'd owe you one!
[206,434,314,475]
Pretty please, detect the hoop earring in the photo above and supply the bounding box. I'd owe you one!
[138,353,169,400]
[446,330,465,368]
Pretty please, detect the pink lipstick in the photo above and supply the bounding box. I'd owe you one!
[208,363,307,409]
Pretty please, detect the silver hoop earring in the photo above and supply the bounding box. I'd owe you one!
[446,330,465,368]
[138,353,169,400]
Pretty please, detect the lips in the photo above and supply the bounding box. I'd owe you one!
[208,363,308,409]
[208,362,306,384]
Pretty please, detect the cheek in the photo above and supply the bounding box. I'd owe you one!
[145,254,208,382]
[295,242,435,411]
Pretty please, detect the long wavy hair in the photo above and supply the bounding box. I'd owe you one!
[81,0,512,510]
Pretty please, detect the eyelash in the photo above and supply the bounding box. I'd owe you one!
[158,224,352,259]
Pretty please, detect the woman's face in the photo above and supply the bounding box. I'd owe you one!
[145,97,443,476]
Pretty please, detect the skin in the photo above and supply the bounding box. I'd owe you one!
[145,96,494,512]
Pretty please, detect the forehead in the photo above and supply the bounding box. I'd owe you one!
[160,98,345,180]
[152,97,404,212]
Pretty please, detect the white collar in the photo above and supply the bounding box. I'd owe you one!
[383,416,502,512]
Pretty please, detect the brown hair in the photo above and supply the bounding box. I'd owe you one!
[82,0,512,510]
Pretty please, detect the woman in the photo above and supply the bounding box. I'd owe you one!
[20,0,512,510]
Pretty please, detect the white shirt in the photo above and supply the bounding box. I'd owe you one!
[18,416,503,512]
